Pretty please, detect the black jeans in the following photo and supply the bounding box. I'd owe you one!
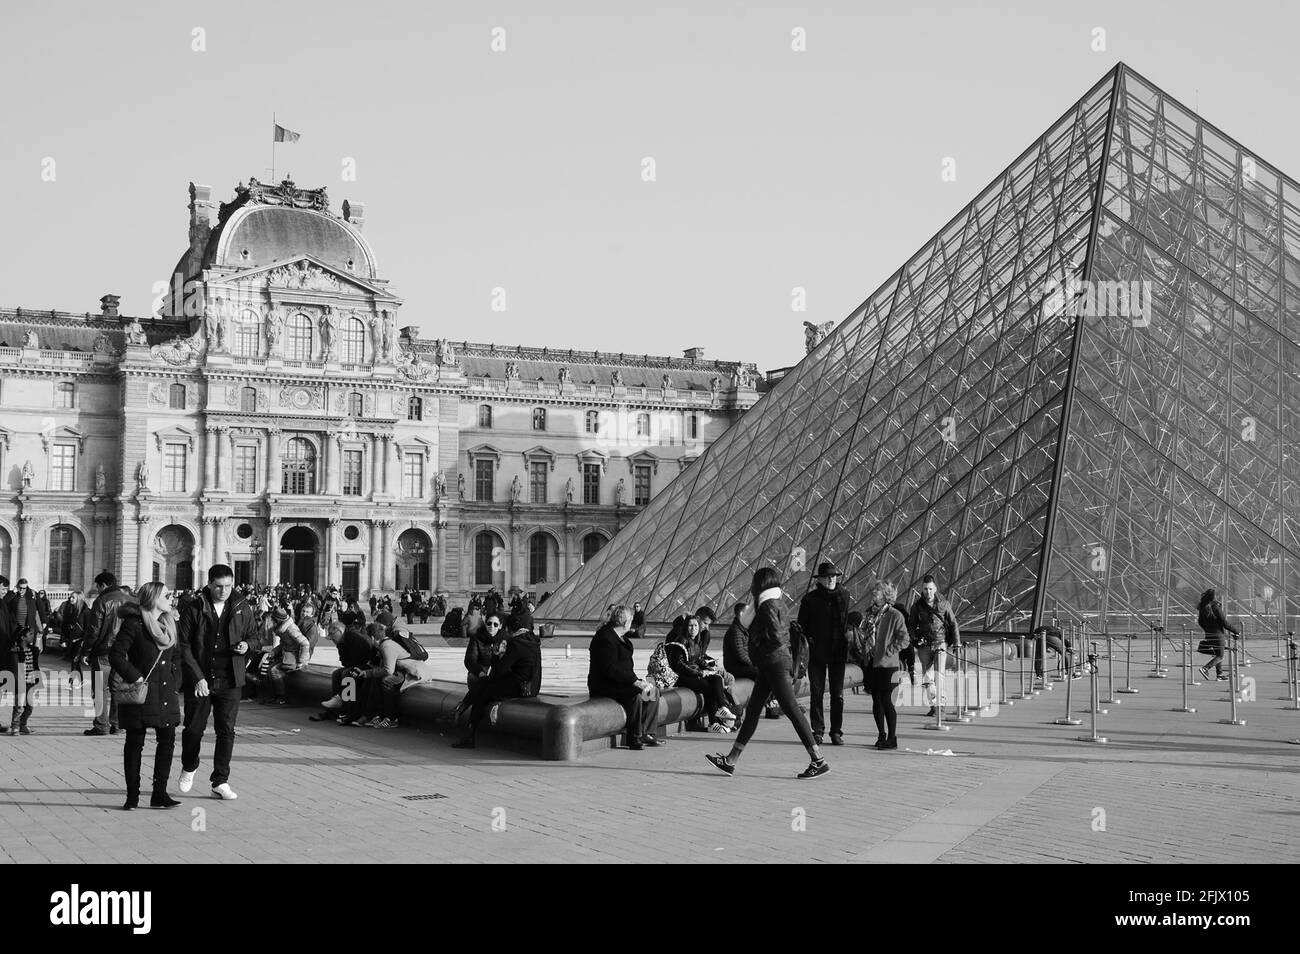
[182,683,241,786]
[124,725,177,797]
[594,685,660,743]
[735,662,819,757]
[464,676,524,728]
[366,674,403,719]
[807,654,846,736]
[673,672,729,719]
[868,666,898,742]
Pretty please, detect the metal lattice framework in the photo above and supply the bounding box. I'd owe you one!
[537,64,1300,634]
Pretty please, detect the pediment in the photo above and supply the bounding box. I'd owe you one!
[153,425,197,452]
[41,425,85,452]
[222,256,394,299]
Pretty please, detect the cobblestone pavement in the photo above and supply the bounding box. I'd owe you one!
[1,643,1297,863]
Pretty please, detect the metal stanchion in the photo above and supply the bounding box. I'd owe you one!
[1015,635,1033,699]
[1148,624,1168,677]
[1102,631,1119,705]
[999,633,1013,707]
[1289,640,1300,712]
[1274,625,1284,659]
[1038,628,1054,692]
[1218,640,1246,726]
[923,646,950,731]
[1076,644,1109,743]
[1117,633,1139,693]
[1172,638,1196,713]
[1053,645,1082,726]
[966,641,988,715]
[953,643,971,723]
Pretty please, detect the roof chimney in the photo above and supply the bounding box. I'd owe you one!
[683,347,705,361]
[343,199,366,230]
[100,294,120,317]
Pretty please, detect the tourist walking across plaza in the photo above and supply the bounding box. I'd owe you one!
[798,561,851,745]
[908,574,961,718]
[83,571,133,736]
[706,567,829,779]
[178,565,256,800]
[1196,588,1241,682]
[109,582,182,810]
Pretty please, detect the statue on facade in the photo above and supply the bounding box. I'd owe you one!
[558,366,571,386]
[434,338,458,367]
[803,319,835,354]
[95,463,107,495]
[611,369,623,387]
[22,330,38,349]
[136,459,151,492]
[125,319,148,346]
[615,477,625,505]
[368,313,384,360]
[510,474,522,502]
[457,473,466,500]
[381,310,396,361]
[204,308,224,351]
[709,376,721,397]
[319,307,337,361]
[21,460,35,488]
[434,470,447,500]
[92,332,113,354]
[662,373,672,389]
[564,476,574,503]
[505,360,520,380]
[266,310,283,353]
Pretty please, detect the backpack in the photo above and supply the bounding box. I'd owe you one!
[441,607,463,638]
[391,631,429,661]
[647,641,677,690]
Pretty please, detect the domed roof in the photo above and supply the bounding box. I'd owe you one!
[207,204,377,278]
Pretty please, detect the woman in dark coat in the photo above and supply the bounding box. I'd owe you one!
[108,581,182,810]
[706,567,828,779]
[1197,588,1240,682]
[665,615,736,729]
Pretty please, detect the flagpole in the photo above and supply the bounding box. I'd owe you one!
[271,111,276,182]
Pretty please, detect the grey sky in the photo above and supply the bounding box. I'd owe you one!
[1,0,1295,372]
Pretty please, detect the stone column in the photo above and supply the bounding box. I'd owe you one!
[266,516,281,585]
[434,516,446,591]
[265,427,282,496]
[211,517,226,567]
[204,427,217,490]
[383,436,396,497]
[507,523,518,593]
[562,526,574,582]
[90,514,105,580]
[370,434,382,499]
[325,516,338,588]
[320,433,331,497]
[368,520,382,595]
[226,429,238,492]
[198,518,213,582]
[379,519,393,590]
[135,516,151,587]
[212,426,225,491]
[330,435,343,496]
[15,514,31,583]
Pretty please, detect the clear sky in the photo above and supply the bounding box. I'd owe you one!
[1,0,1295,373]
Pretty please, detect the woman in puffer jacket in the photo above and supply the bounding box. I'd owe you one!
[706,567,828,779]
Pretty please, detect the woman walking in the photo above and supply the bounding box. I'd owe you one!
[1197,589,1240,681]
[864,581,909,749]
[706,567,828,779]
[108,581,182,810]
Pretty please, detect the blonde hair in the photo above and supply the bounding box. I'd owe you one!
[873,580,898,604]
[137,580,169,611]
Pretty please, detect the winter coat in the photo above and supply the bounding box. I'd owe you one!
[747,590,794,671]
[908,596,961,649]
[797,584,851,661]
[5,589,48,637]
[1197,601,1241,648]
[464,632,498,677]
[86,585,133,657]
[108,604,182,729]
[492,630,541,698]
[177,587,257,689]
[722,617,758,680]
[587,623,640,699]
[864,604,910,669]
[271,620,311,671]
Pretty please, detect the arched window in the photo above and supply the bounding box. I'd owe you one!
[584,410,599,434]
[287,313,313,361]
[528,534,553,585]
[474,531,500,586]
[408,396,423,421]
[532,407,546,431]
[582,532,605,564]
[168,384,186,409]
[478,404,493,428]
[241,386,258,413]
[281,437,317,494]
[348,392,364,418]
[47,525,76,585]
[234,312,261,357]
[341,317,366,364]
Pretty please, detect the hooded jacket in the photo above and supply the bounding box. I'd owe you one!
[491,629,542,698]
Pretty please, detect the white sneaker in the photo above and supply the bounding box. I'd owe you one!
[178,770,195,793]
[707,722,732,733]
[321,695,343,710]
[715,707,737,722]
[211,783,238,800]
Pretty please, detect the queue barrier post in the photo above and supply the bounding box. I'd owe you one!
[1148,624,1168,678]
[1053,645,1082,726]
[1015,635,1032,700]
[953,643,971,723]
[1218,639,1246,726]
[999,633,1013,708]
[1172,638,1196,713]
[1102,632,1119,705]
[1076,643,1109,743]
[1117,633,1139,694]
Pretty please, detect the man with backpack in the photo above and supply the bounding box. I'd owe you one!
[364,626,428,728]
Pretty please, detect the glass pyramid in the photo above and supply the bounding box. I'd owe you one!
[538,64,1300,636]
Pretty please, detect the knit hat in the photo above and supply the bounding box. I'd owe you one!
[271,606,289,623]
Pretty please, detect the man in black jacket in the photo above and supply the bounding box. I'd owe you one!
[588,605,662,751]
[797,562,851,746]
[0,576,15,733]
[177,564,256,800]
[82,571,133,735]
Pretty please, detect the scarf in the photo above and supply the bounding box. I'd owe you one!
[142,609,177,650]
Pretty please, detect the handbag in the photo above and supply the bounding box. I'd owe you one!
[1196,637,1219,656]
[109,646,166,705]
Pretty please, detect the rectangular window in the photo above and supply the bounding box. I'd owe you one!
[164,443,187,493]
[169,385,186,409]
[634,463,651,506]
[402,452,424,498]
[583,463,601,505]
[56,382,75,409]
[50,444,76,491]
[475,459,494,501]
[234,445,258,493]
[529,461,547,504]
[342,449,363,496]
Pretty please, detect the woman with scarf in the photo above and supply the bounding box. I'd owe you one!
[862,581,909,749]
[706,567,829,779]
[109,581,182,810]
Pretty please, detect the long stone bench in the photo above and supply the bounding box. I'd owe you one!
[281,663,866,760]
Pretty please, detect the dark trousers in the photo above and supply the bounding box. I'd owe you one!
[868,666,898,742]
[595,685,660,743]
[366,674,403,719]
[673,672,728,719]
[465,676,524,728]
[181,683,241,786]
[124,725,177,797]
[807,654,846,736]
[91,655,119,730]
[735,662,819,757]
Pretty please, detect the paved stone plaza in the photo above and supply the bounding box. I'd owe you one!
[1,640,1297,864]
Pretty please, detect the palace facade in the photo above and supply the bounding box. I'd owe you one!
[0,178,764,602]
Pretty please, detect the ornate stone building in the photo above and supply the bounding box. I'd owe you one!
[0,178,764,602]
